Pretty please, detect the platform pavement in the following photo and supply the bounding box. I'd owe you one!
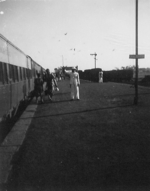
[0,79,73,187]
[0,79,108,188]
[0,102,38,187]
[1,79,150,191]
[0,78,74,187]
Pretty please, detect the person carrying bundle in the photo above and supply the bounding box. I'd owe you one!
[45,69,58,101]
[34,72,44,104]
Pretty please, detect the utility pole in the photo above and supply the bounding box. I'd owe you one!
[90,53,97,68]
[129,0,145,105]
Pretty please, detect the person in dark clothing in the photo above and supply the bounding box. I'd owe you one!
[42,71,47,82]
[34,72,44,104]
[45,69,58,101]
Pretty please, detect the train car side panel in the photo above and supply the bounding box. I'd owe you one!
[0,34,45,121]
[7,43,28,109]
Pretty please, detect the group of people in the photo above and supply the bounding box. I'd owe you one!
[34,69,58,104]
[34,66,81,103]
[34,67,103,104]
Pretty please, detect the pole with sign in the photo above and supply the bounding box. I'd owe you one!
[129,0,145,105]
[90,53,97,68]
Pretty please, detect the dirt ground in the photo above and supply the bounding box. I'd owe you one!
[7,79,150,191]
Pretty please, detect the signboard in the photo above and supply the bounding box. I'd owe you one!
[129,54,145,59]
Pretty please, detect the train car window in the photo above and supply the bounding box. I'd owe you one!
[30,62,32,79]
[28,69,30,79]
[14,66,19,81]
[26,68,29,79]
[30,62,32,78]
[9,64,15,82]
[32,67,35,77]
[33,69,35,77]
[19,67,22,81]
[28,69,31,79]
[25,68,26,79]
[29,69,31,79]
[0,62,3,84]
[25,68,28,79]
[17,67,19,81]
[30,69,32,79]
[32,63,36,77]
[22,68,24,79]
[9,64,12,82]
[17,66,19,81]
[23,68,26,80]
[14,65,16,81]
[22,68,24,80]
[12,65,15,82]
[3,63,8,83]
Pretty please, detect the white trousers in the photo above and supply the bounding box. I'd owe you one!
[70,84,79,99]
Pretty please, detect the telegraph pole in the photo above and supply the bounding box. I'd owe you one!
[129,0,145,105]
[90,53,97,68]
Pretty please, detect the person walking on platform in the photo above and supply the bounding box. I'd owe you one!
[64,66,80,101]
[34,72,44,104]
[45,69,58,101]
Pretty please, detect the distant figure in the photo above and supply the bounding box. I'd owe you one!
[56,72,59,82]
[45,69,58,101]
[64,66,80,100]
[34,72,44,104]
[42,71,47,92]
[58,71,61,81]
[62,67,66,80]
[99,69,103,83]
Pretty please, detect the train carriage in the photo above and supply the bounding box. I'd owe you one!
[0,34,44,122]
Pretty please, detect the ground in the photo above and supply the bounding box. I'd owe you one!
[7,80,150,191]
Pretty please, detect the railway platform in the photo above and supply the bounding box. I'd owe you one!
[0,79,150,191]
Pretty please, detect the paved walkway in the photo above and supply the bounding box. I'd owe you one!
[0,104,37,187]
[1,79,150,191]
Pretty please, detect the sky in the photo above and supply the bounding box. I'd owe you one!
[0,0,150,72]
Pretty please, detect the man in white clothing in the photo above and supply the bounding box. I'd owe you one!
[99,69,103,83]
[64,67,80,100]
